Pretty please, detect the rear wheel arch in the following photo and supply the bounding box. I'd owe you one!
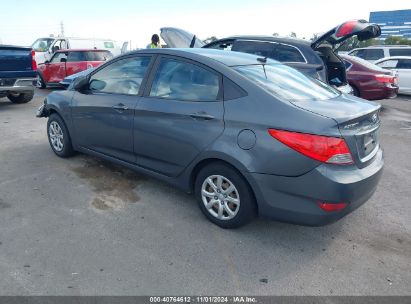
[190,158,258,209]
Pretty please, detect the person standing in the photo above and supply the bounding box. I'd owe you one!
[147,34,162,49]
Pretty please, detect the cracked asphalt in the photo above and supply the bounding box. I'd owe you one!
[0,89,410,295]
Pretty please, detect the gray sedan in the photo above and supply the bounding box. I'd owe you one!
[37,48,383,228]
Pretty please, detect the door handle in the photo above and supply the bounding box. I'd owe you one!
[112,103,129,112]
[189,112,215,120]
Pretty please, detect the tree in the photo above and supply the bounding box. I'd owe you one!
[289,32,297,38]
[384,35,411,46]
[272,33,279,37]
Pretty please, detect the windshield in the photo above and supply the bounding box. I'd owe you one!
[234,64,340,102]
[32,38,54,52]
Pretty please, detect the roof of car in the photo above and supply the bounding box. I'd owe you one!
[55,49,110,53]
[130,48,281,67]
[223,35,311,46]
[374,56,411,62]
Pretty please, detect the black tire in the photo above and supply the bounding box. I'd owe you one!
[194,162,257,228]
[36,74,46,89]
[352,86,360,97]
[7,91,34,103]
[47,113,74,158]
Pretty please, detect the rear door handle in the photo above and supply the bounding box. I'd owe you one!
[189,112,215,120]
[112,103,129,112]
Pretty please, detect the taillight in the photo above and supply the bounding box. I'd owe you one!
[268,129,353,165]
[374,74,395,84]
[31,50,37,71]
[318,202,348,212]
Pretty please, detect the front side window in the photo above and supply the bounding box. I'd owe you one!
[235,64,339,102]
[232,41,274,58]
[272,44,305,63]
[376,60,398,69]
[363,49,384,60]
[389,48,411,57]
[149,58,220,102]
[50,52,67,63]
[89,56,151,95]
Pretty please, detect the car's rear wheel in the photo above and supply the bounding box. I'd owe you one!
[36,74,46,89]
[47,113,74,157]
[7,91,34,103]
[195,162,257,228]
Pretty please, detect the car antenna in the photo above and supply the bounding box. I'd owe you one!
[257,57,267,63]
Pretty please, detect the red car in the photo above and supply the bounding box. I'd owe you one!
[36,49,112,88]
[340,54,398,100]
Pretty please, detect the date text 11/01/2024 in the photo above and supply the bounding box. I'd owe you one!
[149,296,257,303]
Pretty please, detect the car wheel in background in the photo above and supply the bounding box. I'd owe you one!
[7,91,34,103]
[47,113,74,158]
[36,74,46,89]
[194,162,257,228]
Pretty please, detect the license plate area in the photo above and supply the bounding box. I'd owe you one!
[356,129,379,161]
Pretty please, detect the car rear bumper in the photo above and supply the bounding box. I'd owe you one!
[249,148,384,226]
[362,84,398,100]
[0,78,36,93]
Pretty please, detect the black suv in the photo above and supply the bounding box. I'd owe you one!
[160,20,381,93]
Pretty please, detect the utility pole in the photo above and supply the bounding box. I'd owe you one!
[60,21,65,37]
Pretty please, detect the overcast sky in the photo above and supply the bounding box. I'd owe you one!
[0,0,410,48]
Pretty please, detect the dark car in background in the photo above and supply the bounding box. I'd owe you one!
[0,45,36,103]
[160,20,381,94]
[37,49,112,88]
[340,54,398,100]
[37,48,383,229]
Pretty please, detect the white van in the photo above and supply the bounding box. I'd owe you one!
[31,37,122,64]
[347,45,411,62]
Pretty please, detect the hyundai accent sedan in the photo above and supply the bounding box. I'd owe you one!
[36,48,383,228]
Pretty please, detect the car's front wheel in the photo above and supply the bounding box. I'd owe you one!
[195,162,257,228]
[36,74,46,89]
[47,114,74,157]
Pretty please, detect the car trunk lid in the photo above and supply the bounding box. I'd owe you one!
[291,95,381,168]
[160,27,205,48]
[311,20,381,50]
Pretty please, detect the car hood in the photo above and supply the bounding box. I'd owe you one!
[311,20,381,50]
[160,27,205,48]
[290,93,380,124]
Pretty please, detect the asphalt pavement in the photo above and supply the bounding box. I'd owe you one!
[0,89,410,295]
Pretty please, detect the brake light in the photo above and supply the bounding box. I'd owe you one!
[31,50,37,71]
[335,20,357,38]
[374,74,395,84]
[318,202,348,212]
[268,129,353,165]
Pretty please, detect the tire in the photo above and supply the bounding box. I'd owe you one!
[194,162,257,228]
[7,91,34,103]
[352,86,360,97]
[47,113,74,158]
[36,74,46,89]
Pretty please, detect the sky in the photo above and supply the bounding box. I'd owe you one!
[0,0,410,48]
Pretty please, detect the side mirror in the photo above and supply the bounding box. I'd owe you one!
[44,60,50,64]
[60,58,67,63]
[52,46,60,53]
[72,76,89,92]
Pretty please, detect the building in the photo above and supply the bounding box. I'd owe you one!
[369,9,411,39]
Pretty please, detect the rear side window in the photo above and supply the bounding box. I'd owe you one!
[67,52,86,62]
[232,41,274,58]
[89,56,151,95]
[272,44,305,63]
[389,48,411,57]
[397,59,411,69]
[205,40,234,51]
[149,58,220,102]
[86,51,113,61]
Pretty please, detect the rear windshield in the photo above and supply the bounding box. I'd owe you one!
[86,51,113,61]
[234,64,339,101]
